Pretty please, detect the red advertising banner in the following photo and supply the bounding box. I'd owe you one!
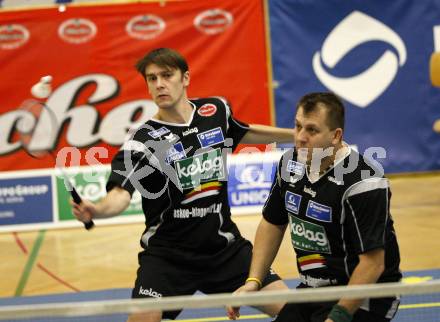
[0,0,271,171]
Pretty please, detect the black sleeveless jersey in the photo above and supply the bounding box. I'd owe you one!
[107,97,250,263]
[263,147,401,317]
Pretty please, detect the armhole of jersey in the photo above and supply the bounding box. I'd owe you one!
[212,96,249,132]
[340,177,389,223]
[276,157,283,187]
[214,96,231,132]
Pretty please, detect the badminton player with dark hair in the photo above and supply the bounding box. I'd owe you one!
[71,48,294,322]
[229,92,402,322]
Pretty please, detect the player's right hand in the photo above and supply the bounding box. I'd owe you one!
[226,282,260,320]
[70,199,96,224]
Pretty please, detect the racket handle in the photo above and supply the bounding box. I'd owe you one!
[71,187,82,204]
[71,187,95,230]
[84,220,95,230]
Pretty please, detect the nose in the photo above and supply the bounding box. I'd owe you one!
[295,128,308,147]
[155,76,165,89]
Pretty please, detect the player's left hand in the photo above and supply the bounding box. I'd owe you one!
[226,282,260,320]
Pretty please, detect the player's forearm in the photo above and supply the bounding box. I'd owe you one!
[241,124,294,144]
[336,249,385,314]
[94,187,132,218]
[248,218,286,281]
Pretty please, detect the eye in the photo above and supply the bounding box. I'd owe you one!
[163,72,173,78]
[146,75,156,82]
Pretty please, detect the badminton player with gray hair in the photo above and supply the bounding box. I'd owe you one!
[71,48,295,322]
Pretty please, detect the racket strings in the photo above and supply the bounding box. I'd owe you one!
[17,100,58,159]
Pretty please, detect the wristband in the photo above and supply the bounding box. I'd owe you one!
[245,277,262,289]
[327,304,353,322]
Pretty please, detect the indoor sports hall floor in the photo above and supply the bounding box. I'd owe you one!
[0,270,439,322]
[1,173,440,321]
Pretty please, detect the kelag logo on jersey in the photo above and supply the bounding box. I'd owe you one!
[174,148,225,189]
[228,162,274,207]
[289,216,331,254]
[197,127,224,147]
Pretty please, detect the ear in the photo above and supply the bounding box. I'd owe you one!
[332,128,343,145]
[183,71,190,87]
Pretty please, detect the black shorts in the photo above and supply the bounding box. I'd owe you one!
[274,302,393,322]
[274,284,398,322]
[131,242,281,319]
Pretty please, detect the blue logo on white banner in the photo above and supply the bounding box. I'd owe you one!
[228,162,276,207]
[0,176,53,225]
[312,11,406,108]
[269,1,440,172]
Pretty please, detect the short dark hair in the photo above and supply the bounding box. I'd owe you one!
[135,48,189,79]
[296,92,345,130]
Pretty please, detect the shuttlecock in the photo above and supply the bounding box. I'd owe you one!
[31,75,53,99]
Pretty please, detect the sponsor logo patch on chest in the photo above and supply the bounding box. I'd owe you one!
[306,201,332,222]
[286,160,305,176]
[174,148,225,189]
[198,103,217,117]
[289,216,331,253]
[148,127,170,138]
[197,127,224,147]
[165,142,186,164]
[303,186,316,198]
[182,127,199,136]
[285,191,302,214]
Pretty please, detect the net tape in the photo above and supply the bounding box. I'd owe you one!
[1,280,440,320]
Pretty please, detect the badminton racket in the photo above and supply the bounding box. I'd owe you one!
[16,78,94,230]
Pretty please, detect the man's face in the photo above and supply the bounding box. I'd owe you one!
[294,105,339,165]
[144,64,189,109]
